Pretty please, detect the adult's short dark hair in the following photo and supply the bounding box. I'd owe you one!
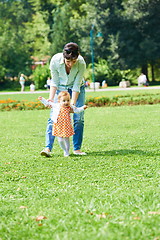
[63,42,79,60]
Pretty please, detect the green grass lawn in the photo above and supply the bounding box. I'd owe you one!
[0,92,160,239]
[0,88,160,102]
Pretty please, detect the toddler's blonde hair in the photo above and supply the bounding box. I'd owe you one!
[58,91,70,102]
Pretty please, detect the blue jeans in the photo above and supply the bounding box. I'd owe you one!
[45,85,85,151]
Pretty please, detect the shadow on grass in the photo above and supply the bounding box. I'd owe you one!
[41,149,159,160]
[86,149,159,156]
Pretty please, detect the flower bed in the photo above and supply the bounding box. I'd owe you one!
[86,93,160,107]
[0,93,160,111]
[0,98,46,111]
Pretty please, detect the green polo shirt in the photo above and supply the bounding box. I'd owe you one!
[49,53,86,92]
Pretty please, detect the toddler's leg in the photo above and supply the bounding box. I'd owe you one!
[57,137,70,157]
[63,137,70,154]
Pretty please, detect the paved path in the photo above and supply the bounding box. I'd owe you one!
[0,86,160,95]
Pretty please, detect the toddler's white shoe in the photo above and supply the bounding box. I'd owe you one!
[64,151,69,157]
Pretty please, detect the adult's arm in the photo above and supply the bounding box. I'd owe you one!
[71,91,79,105]
[72,57,86,93]
[71,57,86,104]
[49,55,60,100]
[49,86,57,100]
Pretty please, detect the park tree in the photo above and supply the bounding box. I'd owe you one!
[0,0,34,77]
[0,0,56,77]
[94,0,160,81]
[1,0,160,83]
[49,0,91,56]
[24,11,51,60]
[50,2,74,54]
[115,0,160,80]
[61,0,103,62]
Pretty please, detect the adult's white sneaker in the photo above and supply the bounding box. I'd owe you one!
[40,148,51,157]
[73,150,87,156]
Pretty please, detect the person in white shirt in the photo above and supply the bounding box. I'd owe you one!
[30,82,35,92]
[138,73,147,86]
[46,77,51,89]
[19,74,25,92]
[40,42,87,157]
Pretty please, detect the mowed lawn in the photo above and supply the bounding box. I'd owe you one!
[0,96,160,239]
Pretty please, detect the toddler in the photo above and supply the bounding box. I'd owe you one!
[38,91,87,157]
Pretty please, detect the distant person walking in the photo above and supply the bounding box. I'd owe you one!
[19,74,25,92]
[44,77,51,90]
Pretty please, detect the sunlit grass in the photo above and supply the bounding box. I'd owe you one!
[0,103,159,239]
[0,88,160,102]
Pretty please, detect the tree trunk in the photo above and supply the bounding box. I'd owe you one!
[151,64,155,82]
[141,64,149,81]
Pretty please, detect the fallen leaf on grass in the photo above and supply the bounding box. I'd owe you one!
[5,162,11,164]
[19,206,28,209]
[10,195,14,198]
[21,176,27,179]
[133,216,141,220]
[96,213,107,219]
[86,210,94,215]
[36,216,47,221]
[148,211,160,215]
[86,210,112,219]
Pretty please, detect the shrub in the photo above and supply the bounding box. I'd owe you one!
[32,64,50,89]
[85,58,135,86]
[0,78,20,91]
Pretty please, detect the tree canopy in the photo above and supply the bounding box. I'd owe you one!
[0,0,160,79]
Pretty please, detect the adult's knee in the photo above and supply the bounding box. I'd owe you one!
[46,118,53,133]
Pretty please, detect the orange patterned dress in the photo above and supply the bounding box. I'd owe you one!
[52,106,74,137]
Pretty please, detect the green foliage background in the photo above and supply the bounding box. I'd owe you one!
[1,0,160,84]
[32,64,50,89]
